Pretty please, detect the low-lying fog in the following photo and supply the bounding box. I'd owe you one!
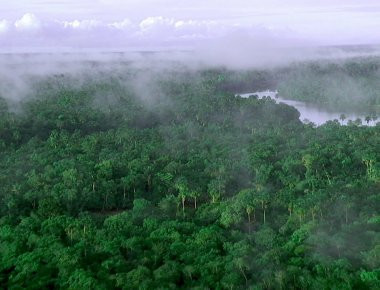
[1,46,380,127]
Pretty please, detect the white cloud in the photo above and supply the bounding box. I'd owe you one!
[139,16,175,31]
[174,20,216,30]
[137,17,223,41]
[14,13,41,31]
[62,19,101,29]
[108,18,132,30]
[0,20,10,33]
[1,2,379,52]
[173,19,220,37]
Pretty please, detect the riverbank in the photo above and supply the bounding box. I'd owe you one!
[237,91,379,126]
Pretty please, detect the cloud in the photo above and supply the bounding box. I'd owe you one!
[174,19,220,38]
[139,17,217,34]
[139,16,175,31]
[136,16,223,42]
[0,15,303,52]
[61,19,101,29]
[174,20,215,29]
[108,18,132,30]
[14,13,41,31]
[0,20,10,33]
[2,11,378,53]
[2,1,380,47]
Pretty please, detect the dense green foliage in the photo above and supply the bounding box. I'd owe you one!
[277,57,380,112]
[0,65,379,289]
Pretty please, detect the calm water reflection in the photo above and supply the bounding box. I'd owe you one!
[238,91,378,126]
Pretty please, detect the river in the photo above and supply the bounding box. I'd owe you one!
[238,91,378,126]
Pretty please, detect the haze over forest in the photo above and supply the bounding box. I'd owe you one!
[0,1,379,289]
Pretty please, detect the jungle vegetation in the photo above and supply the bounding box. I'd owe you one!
[277,57,380,112]
[0,61,379,289]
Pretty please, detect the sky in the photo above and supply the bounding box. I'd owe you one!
[1,0,380,52]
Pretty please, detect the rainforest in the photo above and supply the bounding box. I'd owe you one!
[0,54,379,289]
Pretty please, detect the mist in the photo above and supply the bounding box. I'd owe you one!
[1,38,380,105]
[1,2,380,289]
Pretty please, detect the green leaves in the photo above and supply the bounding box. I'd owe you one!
[0,64,379,289]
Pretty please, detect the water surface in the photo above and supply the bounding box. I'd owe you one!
[238,91,378,126]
